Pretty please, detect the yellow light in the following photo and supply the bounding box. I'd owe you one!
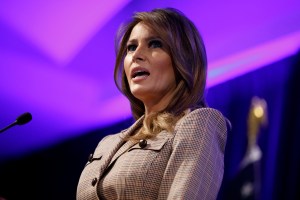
[254,106,264,118]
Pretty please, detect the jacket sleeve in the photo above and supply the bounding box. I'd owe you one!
[157,108,227,200]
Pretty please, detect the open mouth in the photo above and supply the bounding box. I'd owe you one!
[132,70,150,79]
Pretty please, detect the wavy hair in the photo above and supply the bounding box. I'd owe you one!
[114,8,207,139]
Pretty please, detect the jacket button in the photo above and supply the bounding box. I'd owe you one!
[91,178,98,186]
[139,139,147,148]
[88,154,93,162]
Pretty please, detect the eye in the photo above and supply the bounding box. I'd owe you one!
[127,44,137,52]
[149,40,163,48]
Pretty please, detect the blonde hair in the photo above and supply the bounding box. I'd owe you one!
[114,8,207,140]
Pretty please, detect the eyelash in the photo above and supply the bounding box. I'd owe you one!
[127,44,137,52]
[149,40,163,48]
[126,39,163,52]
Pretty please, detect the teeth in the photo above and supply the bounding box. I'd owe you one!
[132,70,149,78]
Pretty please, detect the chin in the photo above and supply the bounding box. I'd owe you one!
[131,90,147,100]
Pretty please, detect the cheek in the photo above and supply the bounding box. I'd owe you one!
[157,57,174,77]
[124,56,131,80]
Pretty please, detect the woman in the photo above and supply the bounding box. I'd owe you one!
[77,7,228,200]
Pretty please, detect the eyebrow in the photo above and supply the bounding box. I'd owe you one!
[127,36,162,44]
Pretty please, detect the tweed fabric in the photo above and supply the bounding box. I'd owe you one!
[77,108,227,200]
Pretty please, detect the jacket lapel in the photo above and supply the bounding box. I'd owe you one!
[100,116,144,174]
[108,139,136,166]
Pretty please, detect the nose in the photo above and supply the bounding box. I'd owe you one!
[132,45,146,62]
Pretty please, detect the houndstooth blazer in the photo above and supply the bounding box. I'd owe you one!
[77,108,228,200]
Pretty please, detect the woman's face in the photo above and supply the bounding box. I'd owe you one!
[124,22,176,113]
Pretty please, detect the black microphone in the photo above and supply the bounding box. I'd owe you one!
[0,112,32,133]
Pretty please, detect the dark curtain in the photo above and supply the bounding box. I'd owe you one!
[273,51,300,200]
[0,52,299,200]
[213,50,300,200]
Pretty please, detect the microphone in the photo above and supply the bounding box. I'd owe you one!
[0,112,32,133]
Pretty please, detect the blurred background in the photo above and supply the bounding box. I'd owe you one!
[0,0,300,199]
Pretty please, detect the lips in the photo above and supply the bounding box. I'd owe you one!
[131,67,150,79]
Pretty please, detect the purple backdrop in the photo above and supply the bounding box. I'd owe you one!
[1,0,300,162]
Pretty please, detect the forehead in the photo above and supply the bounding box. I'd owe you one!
[128,22,157,40]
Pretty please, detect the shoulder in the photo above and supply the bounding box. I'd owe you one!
[97,116,143,145]
[177,107,227,128]
[95,131,123,148]
[174,107,228,151]
[94,135,110,150]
